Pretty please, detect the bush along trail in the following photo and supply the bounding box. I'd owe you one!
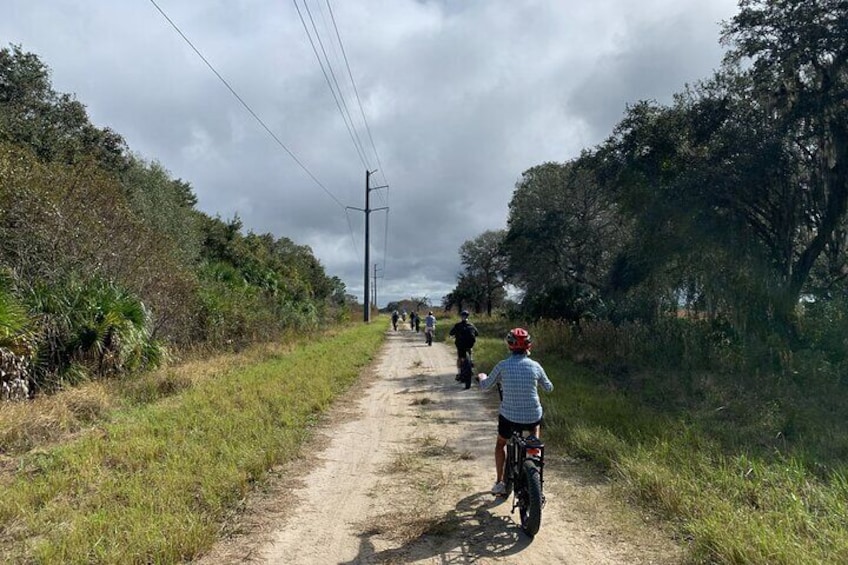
[0,322,385,564]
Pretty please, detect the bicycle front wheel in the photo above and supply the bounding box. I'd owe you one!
[519,460,543,537]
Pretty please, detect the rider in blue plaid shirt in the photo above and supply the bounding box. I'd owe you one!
[477,328,553,495]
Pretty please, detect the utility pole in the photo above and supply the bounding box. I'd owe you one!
[347,170,388,322]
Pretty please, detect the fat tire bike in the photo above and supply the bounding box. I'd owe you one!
[500,428,545,537]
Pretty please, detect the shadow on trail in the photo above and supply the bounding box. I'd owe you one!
[341,491,532,565]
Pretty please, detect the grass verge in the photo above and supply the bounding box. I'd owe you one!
[0,321,385,564]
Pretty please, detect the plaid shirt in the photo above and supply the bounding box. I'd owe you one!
[479,353,553,424]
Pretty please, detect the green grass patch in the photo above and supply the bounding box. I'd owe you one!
[0,321,385,564]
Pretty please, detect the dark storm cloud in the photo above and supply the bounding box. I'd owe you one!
[1,0,740,305]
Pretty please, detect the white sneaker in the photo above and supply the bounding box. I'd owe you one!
[491,481,506,495]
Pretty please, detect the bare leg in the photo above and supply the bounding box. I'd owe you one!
[495,435,507,482]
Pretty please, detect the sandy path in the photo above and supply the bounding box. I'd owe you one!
[197,328,682,564]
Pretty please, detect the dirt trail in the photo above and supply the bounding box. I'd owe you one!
[198,328,682,564]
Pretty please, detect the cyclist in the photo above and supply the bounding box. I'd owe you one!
[391,310,399,331]
[425,311,436,330]
[476,328,553,496]
[424,311,436,345]
[449,310,478,378]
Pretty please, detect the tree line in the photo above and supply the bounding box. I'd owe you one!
[0,44,350,394]
[449,0,848,362]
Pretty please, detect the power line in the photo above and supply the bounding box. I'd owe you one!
[293,0,370,170]
[305,0,370,165]
[381,205,389,276]
[324,0,391,270]
[344,208,360,255]
[325,0,389,191]
[313,0,372,169]
[148,0,347,210]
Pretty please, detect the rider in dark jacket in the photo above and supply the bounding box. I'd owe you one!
[449,310,478,378]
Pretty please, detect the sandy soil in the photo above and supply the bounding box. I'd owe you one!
[196,327,683,564]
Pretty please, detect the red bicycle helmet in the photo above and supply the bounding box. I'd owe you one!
[506,328,532,352]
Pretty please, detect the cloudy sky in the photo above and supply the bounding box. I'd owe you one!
[2,0,740,306]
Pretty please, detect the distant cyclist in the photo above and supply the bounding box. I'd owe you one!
[425,311,436,331]
[449,310,478,378]
[424,311,436,345]
[476,328,553,496]
[391,310,399,331]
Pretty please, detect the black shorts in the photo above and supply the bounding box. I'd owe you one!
[456,346,471,359]
[498,414,542,440]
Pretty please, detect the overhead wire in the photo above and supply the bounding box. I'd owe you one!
[325,0,389,191]
[150,0,401,300]
[345,208,361,255]
[294,0,370,171]
[147,0,347,210]
[324,0,391,272]
[313,0,372,171]
[381,206,389,277]
[314,0,389,286]
[297,0,391,290]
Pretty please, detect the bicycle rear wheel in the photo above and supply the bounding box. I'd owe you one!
[519,460,543,537]
[460,356,473,388]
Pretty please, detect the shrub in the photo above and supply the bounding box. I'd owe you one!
[23,276,164,389]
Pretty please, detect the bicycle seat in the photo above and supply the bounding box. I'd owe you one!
[524,435,544,448]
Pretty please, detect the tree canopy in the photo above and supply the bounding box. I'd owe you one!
[446,230,507,315]
[460,0,848,341]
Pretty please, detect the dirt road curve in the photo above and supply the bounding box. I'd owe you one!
[198,328,682,564]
